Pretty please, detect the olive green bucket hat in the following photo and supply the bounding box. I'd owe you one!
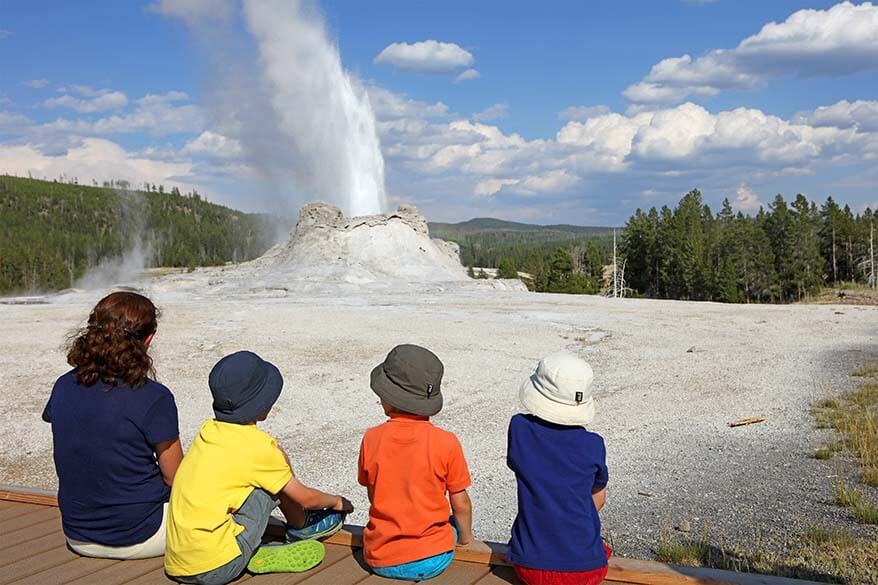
[370,344,444,416]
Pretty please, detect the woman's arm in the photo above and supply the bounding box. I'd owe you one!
[155,438,183,486]
[592,486,607,512]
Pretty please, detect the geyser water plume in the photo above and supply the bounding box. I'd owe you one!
[242,0,386,216]
[158,0,386,217]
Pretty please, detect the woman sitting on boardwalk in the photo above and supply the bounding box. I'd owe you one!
[42,291,183,559]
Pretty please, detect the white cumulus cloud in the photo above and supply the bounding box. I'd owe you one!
[472,103,509,122]
[374,40,474,73]
[22,79,50,89]
[372,83,874,218]
[733,185,763,211]
[0,138,194,190]
[474,178,520,198]
[182,130,243,159]
[366,86,450,120]
[794,99,878,132]
[625,1,878,104]
[44,90,129,113]
[454,69,480,83]
[148,0,235,24]
[558,105,611,122]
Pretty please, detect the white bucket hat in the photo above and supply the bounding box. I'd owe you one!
[519,352,595,426]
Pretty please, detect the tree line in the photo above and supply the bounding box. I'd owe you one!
[458,236,613,295]
[0,176,280,294]
[621,189,876,303]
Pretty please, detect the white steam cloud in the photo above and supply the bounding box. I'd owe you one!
[156,0,386,217]
[76,190,153,290]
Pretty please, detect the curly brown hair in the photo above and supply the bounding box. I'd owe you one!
[67,291,159,388]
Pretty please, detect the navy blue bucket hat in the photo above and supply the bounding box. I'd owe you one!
[209,351,283,424]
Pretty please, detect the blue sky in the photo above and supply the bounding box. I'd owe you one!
[1,0,877,224]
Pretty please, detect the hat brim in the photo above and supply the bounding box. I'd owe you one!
[519,374,594,427]
[371,364,442,417]
[215,362,283,424]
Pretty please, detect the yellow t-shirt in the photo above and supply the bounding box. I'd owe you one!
[164,420,293,576]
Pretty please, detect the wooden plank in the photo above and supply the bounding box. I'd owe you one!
[426,561,492,585]
[118,568,175,585]
[356,574,398,584]
[0,485,828,585]
[0,485,58,507]
[0,530,66,564]
[296,549,372,585]
[606,557,827,585]
[64,556,166,585]
[8,554,120,585]
[0,545,80,585]
[101,563,255,585]
[0,503,43,522]
[454,540,511,567]
[0,506,60,534]
[0,516,63,550]
[472,565,517,584]
[324,525,364,548]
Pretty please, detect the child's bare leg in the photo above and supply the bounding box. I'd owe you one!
[278,491,308,529]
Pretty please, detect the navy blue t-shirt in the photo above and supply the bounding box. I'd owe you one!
[507,413,609,571]
[42,370,179,546]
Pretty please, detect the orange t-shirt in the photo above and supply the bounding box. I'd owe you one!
[357,413,472,568]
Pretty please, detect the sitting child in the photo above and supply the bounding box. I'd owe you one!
[164,351,354,585]
[358,344,474,581]
[507,353,611,585]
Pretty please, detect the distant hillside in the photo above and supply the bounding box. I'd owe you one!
[428,217,616,273]
[429,218,614,241]
[0,176,281,294]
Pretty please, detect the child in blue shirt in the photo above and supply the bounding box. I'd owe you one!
[507,353,610,585]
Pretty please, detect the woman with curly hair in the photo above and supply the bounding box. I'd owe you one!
[42,291,183,559]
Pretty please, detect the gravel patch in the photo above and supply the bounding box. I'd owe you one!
[1,288,876,560]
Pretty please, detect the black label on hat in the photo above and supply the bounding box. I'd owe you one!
[575,391,583,403]
[427,383,433,397]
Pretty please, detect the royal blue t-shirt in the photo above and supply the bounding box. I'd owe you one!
[507,413,609,571]
[42,370,179,546]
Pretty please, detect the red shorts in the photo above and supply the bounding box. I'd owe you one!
[513,543,612,585]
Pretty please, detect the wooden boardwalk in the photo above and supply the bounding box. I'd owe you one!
[0,487,824,585]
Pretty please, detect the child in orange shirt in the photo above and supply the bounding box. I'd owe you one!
[358,344,474,581]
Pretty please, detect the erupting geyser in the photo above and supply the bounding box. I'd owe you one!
[242,0,386,216]
[159,0,387,216]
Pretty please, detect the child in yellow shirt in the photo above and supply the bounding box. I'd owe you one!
[165,351,353,585]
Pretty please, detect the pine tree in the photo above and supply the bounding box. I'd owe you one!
[621,208,656,295]
[789,194,824,300]
[819,197,843,284]
[497,257,518,279]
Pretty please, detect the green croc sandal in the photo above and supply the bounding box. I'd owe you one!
[247,540,325,574]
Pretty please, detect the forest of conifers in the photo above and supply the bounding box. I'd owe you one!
[0,176,278,293]
[621,189,876,303]
[438,189,876,302]
[3,175,873,303]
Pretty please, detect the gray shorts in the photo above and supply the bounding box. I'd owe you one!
[170,488,278,585]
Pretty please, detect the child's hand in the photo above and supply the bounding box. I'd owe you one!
[457,534,473,546]
[333,496,354,514]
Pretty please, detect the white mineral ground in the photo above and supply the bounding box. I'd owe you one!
[1,203,876,558]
